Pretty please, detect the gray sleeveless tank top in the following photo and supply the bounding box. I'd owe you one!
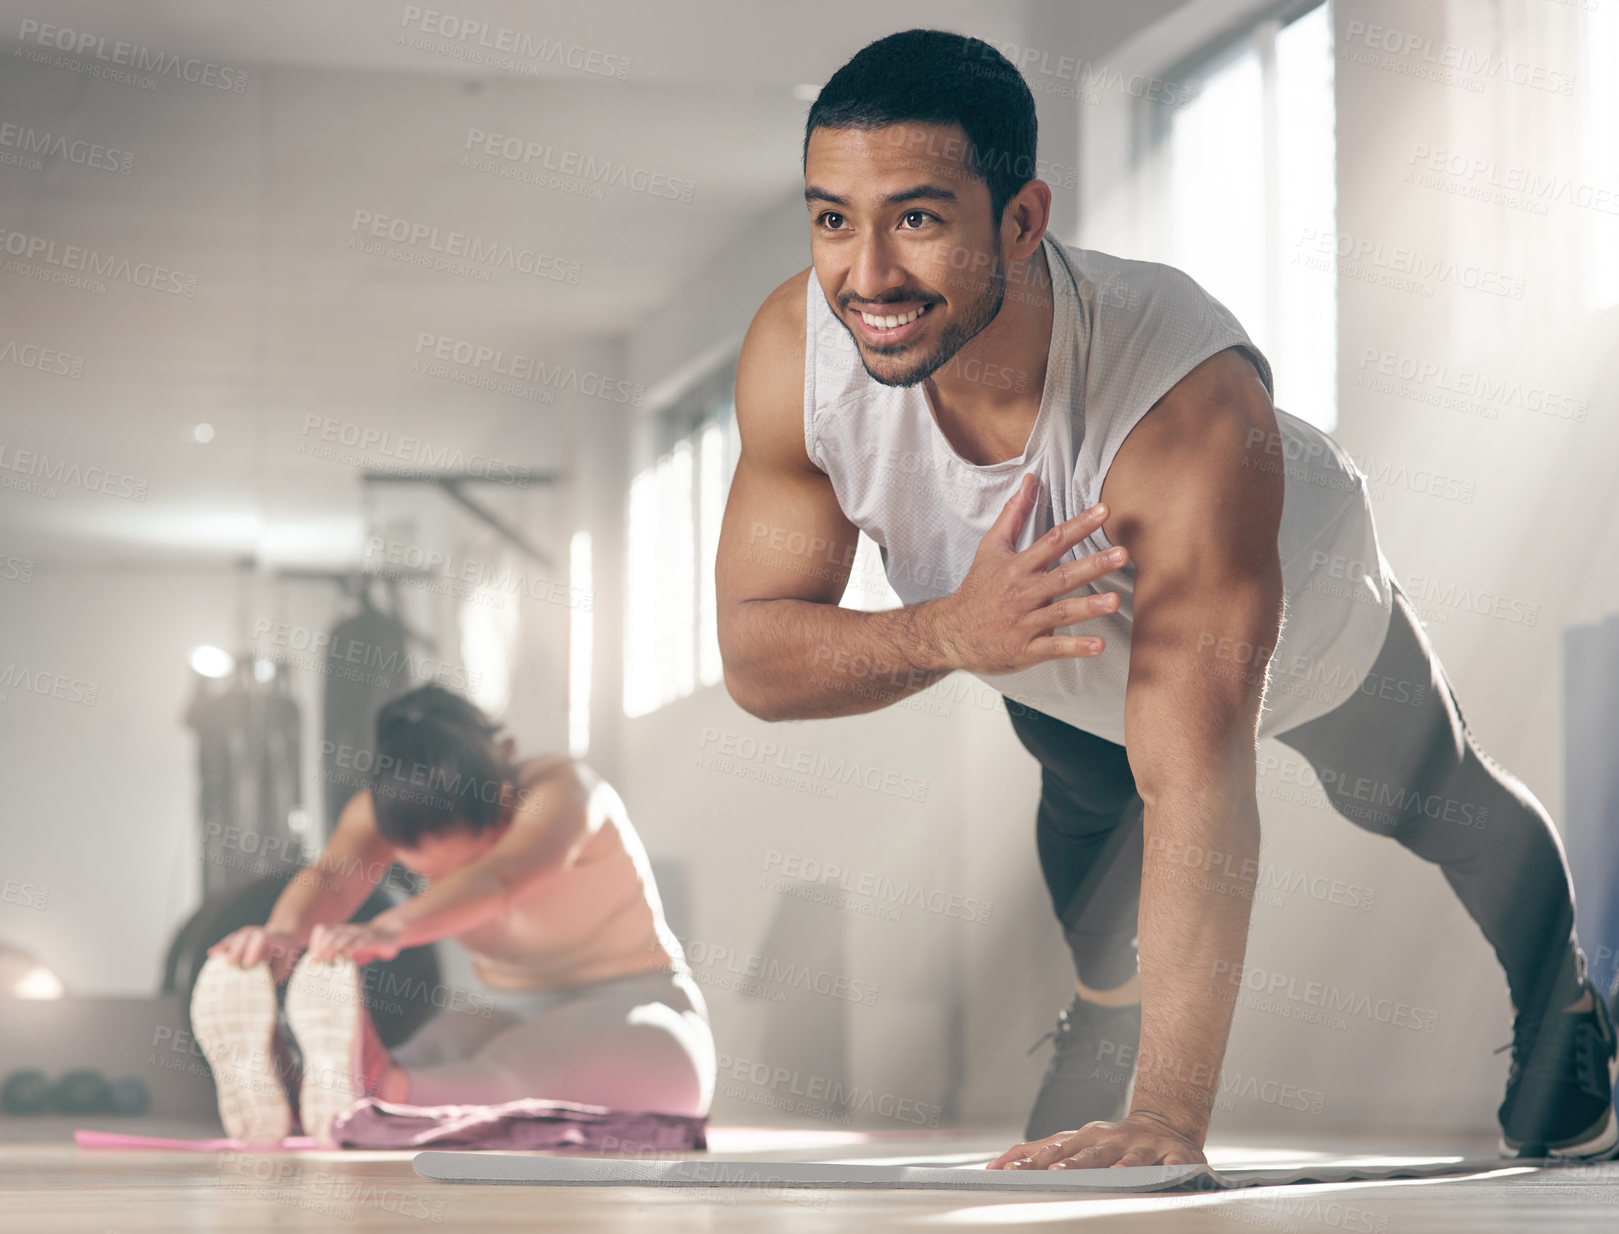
[804,235,1394,744]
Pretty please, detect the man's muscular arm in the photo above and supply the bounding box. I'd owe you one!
[992,347,1285,1170]
[718,271,1122,721]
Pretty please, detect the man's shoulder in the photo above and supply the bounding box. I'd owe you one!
[1053,241,1272,397]
[1103,344,1284,579]
[1107,348,1280,526]
[743,267,811,363]
[736,268,816,465]
[1056,241,1209,317]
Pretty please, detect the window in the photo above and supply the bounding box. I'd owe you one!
[697,422,726,687]
[657,439,697,701]
[622,466,661,718]
[623,370,740,718]
[1148,1,1337,430]
[1584,1,1619,311]
[621,359,900,717]
[459,565,519,720]
[568,530,592,756]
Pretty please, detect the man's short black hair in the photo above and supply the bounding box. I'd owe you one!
[369,685,511,847]
[804,29,1038,225]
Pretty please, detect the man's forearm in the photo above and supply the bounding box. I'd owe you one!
[723,596,953,720]
[1131,777,1262,1140]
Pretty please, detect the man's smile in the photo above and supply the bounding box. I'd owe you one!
[847,299,936,345]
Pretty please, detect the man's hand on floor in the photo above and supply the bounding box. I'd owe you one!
[987,1114,1208,1170]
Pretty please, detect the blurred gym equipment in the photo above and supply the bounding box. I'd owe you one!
[183,657,305,899]
[1,1068,53,1115]
[50,1068,112,1116]
[107,1076,152,1117]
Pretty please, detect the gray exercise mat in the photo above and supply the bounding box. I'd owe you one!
[414,1151,1523,1193]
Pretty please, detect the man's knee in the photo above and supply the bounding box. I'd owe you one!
[1068,931,1141,993]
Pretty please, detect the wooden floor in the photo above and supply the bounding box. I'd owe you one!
[7,1116,1619,1232]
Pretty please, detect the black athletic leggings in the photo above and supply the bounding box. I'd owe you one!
[1007,581,1588,1021]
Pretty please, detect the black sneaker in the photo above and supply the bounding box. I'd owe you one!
[1024,994,1141,1141]
[1496,978,1619,1159]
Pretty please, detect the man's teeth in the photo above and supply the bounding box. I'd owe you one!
[860,305,926,329]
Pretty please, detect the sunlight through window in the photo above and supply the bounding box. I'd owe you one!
[1161,1,1337,430]
[1584,1,1619,311]
[623,398,738,717]
[622,468,659,719]
[568,530,592,756]
[698,422,725,687]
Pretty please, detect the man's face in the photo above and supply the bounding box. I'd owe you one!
[804,123,1009,388]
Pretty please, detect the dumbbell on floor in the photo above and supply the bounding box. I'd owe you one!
[2,1068,151,1116]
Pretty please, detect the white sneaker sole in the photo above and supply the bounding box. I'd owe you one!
[1498,1052,1619,1160]
[189,958,291,1144]
[285,957,365,1145]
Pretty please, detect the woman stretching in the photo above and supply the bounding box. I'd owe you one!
[191,684,714,1143]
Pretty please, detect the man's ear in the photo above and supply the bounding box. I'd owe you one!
[498,736,516,762]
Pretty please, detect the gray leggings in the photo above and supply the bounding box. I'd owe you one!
[1007,580,1588,1021]
[391,967,716,1117]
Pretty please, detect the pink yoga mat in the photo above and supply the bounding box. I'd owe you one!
[75,1130,322,1151]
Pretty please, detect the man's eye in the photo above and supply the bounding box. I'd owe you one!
[819,212,846,230]
[901,211,932,229]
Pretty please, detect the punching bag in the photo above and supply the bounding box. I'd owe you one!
[185,664,304,899]
[321,594,413,835]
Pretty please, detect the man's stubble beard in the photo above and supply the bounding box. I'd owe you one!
[848,253,1007,389]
